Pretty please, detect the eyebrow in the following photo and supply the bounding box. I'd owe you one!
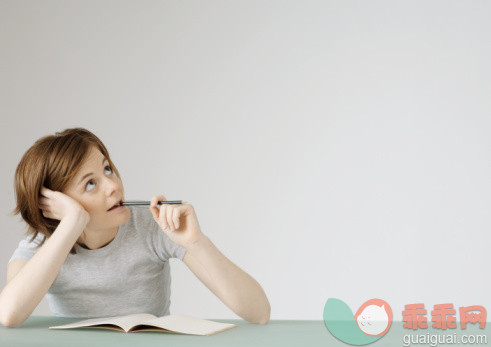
[78,157,108,186]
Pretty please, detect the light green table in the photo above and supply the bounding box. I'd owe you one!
[1,317,490,346]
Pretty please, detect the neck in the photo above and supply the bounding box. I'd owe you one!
[77,226,119,250]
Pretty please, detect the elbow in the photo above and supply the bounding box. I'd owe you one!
[0,314,22,329]
[260,310,271,325]
[240,304,271,325]
[0,305,23,329]
[256,313,270,325]
[255,304,271,325]
[0,292,26,328]
[257,316,270,325]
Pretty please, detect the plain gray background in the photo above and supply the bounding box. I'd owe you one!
[1,1,490,321]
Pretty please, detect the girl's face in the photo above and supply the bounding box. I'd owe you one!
[63,146,130,231]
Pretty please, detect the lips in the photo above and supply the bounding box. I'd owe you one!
[108,200,123,211]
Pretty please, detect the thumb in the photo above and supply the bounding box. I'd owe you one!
[149,194,167,222]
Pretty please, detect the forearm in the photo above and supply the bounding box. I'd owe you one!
[0,214,87,328]
[185,235,271,324]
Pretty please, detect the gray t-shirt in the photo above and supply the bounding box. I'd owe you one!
[8,205,187,318]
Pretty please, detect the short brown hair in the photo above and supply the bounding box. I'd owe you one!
[11,128,121,254]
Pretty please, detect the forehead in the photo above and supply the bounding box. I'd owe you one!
[80,146,105,168]
[65,147,107,192]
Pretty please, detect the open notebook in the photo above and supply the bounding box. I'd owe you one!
[48,313,237,336]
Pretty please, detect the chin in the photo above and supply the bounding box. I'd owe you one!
[106,206,131,226]
[119,206,131,223]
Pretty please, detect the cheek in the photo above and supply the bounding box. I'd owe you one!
[80,201,105,215]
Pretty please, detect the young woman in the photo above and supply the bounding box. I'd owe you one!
[0,128,270,328]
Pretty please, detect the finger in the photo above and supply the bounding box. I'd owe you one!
[149,194,167,221]
[149,196,160,221]
[159,204,169,230]
[150,195,167,208]
[41,208,51,218]
[166,206,175,231]
[40,186,53,197]
[154,194,167,203]
[172,208,180,229]
[39,194,49,207]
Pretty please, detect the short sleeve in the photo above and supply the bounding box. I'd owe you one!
[149,218,187,262]
[8,233,46,265]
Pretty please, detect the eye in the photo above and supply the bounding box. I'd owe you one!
[84,165,113,192]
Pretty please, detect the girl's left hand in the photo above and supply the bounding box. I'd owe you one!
[149,194,204,249]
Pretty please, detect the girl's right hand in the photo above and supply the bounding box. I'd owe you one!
[39,186,89,223]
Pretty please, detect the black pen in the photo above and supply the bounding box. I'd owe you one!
[120,200,184,206]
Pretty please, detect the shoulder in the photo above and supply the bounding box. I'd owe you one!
[19,232,46,247]
[8,232,46,264]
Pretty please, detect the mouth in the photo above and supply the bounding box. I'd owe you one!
[108,199,124,211]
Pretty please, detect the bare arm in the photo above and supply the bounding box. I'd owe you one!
[183,235,271,324]
[0,212,88,328]
[148,197,270,324]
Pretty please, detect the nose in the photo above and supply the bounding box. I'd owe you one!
[104,176,120,197]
